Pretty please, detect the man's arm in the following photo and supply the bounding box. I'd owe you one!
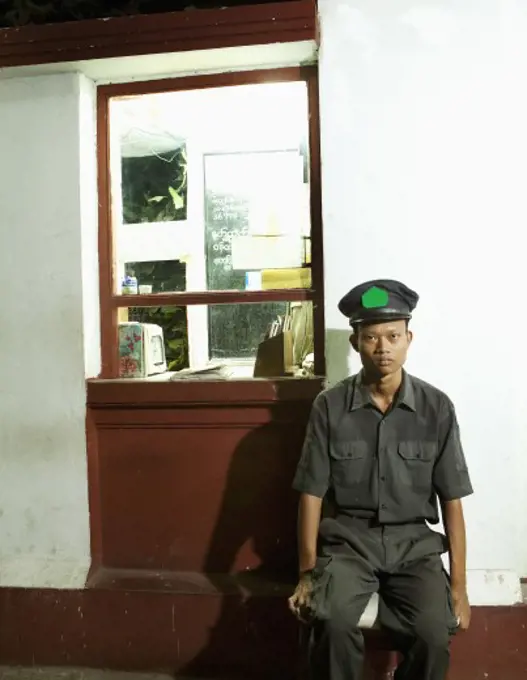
[441,498,471,630]
[293,393,330,577]
[433,398,473,631]
[289,394,330,618]
[442,498,467,590]
[298,493,323,575]
[432,398,473,503]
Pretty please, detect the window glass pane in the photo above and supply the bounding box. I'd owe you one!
[117,301,314,380]
[204,151,311,293]
[124,259,186,294]
[208,302,288,361]
[122,147,187,224]
[110,81,312,296]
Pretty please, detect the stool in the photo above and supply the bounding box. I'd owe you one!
[360,593,398,679]
[298,593,398,680]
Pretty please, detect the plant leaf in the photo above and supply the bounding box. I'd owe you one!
[168,186,184,210]
[168,339,184,351]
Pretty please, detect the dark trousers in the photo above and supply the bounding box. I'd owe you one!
[308,517,458,680]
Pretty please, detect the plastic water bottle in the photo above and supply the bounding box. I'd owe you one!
[122,275,138,295]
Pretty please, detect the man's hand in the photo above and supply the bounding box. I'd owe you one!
[441,499,470,632]
[288,573,314,622]
[452,585,471,631]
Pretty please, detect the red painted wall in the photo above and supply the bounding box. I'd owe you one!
[87,379,322,579]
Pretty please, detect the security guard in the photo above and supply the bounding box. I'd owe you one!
[288,279,473,680]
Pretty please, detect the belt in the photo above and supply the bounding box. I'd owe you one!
[337,514,426,529]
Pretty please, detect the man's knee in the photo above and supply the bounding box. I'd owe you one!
[412,617,450,653]
[323,603,363,639]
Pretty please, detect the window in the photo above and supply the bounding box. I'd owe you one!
[98,67,324,380]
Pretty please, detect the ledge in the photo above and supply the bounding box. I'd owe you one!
[86,566,293,595]
[86,376,324,408]
[0,0,318,68]
[87,565,380,629]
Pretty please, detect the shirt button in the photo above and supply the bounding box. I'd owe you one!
[380,476,386,482]
[381,503,387,509]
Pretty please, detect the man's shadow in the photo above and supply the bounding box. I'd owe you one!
[179,329,352,679]
[179,395,313,679]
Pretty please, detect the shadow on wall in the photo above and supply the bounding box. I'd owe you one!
[179,384,313,679]
[325,328,353,385]
[176,341,355,679]
[176,355,385,679]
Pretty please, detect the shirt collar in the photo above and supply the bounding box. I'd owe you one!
[349,369,416,412]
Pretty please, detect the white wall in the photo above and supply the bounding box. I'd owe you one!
[0,45,317,589]
[0,73,98,587]
[319,0,527,603]
[1,6,525,603]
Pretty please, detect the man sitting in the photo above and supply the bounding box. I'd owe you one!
[288,279,472,680]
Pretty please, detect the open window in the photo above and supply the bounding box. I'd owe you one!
[98,67,324,380]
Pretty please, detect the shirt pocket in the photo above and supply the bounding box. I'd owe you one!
[330,441,369,487]
[397,441,437,490]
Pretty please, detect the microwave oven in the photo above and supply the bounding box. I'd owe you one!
[118,322,167,378]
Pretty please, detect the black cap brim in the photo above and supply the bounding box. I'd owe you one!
[350,308,412,325]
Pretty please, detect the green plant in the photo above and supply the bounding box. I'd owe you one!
[129,305,189,371]
[121,146,189,371]
[122,146,187,224]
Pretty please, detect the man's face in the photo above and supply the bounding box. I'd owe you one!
[350,319,412,377]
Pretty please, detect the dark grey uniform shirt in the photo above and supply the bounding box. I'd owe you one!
[293,371,473,524]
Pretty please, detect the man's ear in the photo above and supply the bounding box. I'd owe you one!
[349,332,359,352]
[407,330,413,346]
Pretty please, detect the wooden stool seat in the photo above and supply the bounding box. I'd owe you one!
[359,592,380,629]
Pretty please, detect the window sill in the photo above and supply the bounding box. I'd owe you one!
[87,374,324,407]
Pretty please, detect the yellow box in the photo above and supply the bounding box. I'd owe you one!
[261,267,311,290]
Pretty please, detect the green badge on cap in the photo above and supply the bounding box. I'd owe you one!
[362,286,389,309]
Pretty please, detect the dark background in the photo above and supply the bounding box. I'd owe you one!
[0,0,300,29]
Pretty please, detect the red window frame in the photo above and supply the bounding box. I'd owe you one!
[97,65,325,379]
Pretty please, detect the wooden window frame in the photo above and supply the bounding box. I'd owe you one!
[97,65,325,379]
